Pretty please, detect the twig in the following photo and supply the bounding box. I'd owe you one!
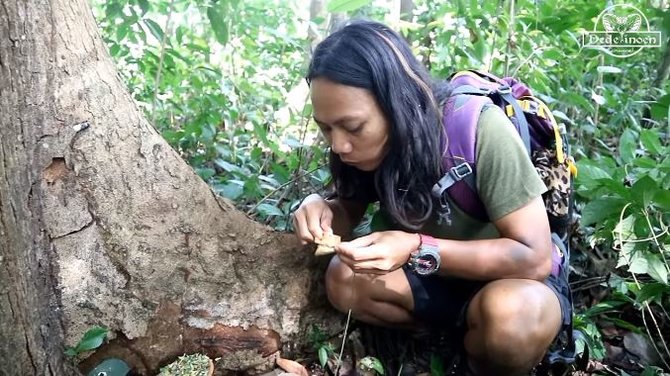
[511,47,547,77]
[642,208,670,270]
[294,91,315,198]
[485,0,505,72]
[593,55,604,129]
[246,163,326,215]
[335,308,353,375]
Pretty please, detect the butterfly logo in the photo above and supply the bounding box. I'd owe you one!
[602,13,642,34]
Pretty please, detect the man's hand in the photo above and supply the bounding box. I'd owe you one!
[335,231,421,274]
[292,194,334,245]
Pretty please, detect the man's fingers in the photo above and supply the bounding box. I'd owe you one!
[339,233,377,250]
[292,212,314,244]
[307,219,324,241]
[336,243,383,263]
[320,209,333,234]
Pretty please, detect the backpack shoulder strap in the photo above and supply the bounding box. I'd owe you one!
[432,94,491,223]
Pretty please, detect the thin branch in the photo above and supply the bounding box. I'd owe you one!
[246,163,326,216]
[334,308,352,375]
[652,36,670,88]
[503,0,516,77]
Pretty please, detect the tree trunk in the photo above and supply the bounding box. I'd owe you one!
[400,0,415,21]
[0,1,336,375]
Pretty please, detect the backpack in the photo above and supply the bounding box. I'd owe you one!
[432,69,577,237]
[431,69,584,372]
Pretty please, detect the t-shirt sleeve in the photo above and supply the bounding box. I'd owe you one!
[475,105,547,221]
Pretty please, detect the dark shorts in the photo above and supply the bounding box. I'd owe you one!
[402,265,572,333]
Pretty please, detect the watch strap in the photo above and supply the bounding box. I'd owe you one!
[418,234,438,249]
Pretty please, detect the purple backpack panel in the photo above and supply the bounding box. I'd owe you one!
[438,69,564,221]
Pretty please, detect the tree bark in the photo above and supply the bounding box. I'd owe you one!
[0,1,336,375]
[653,36,670,89]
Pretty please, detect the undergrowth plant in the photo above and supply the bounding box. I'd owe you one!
[576,126,670,368]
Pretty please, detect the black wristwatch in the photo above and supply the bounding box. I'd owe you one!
[408,234,441,276]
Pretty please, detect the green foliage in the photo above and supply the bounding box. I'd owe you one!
[308,324,336,368]
[92,0,330,230]
[576,126,670,362]
[64,326,108,356]
[577,128,670,282]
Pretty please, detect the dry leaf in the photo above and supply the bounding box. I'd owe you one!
[314,230,340,256]
[276,357,309,376]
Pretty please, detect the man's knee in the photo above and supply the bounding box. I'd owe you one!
[466,280,561,361]
[325,256,355,313]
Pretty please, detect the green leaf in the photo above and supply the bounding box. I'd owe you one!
[645,253,669,284]
[628,252,648,275]
[372,359,385,375]
[604,317,642,333]
[613,215,636,242]
[143,19,165,42]
[359,356,385,374]
[327,0,372,13]
[650,94,670,121]
[196,167,216,181]
[631,175,658,208]
[215,159,242,174]
[653,190,670,211]
[641,366,665,376]
[619,129,637,163]
[640,129,662,155]
[576,162,611,182]
[581,300,627,317]
[635,283,670,304]
[318,346,329,367]
[109,43,121,57]
[137,0,150,14]
[74,326,107,353]
[256,203,283,217]
[633,157,658,169]
[207,6,229,45]
[105,3,122,18]
[216,181,243,201]
[651,102,669,121]
[581,197,626,226]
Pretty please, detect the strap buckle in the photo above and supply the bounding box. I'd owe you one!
[451,162,473,180]
[498,85,512,95]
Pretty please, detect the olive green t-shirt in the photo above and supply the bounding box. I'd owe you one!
[374,105,547,240]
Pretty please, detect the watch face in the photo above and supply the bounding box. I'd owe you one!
[415,253,439,275]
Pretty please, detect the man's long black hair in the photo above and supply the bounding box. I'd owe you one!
[307,20,451,230]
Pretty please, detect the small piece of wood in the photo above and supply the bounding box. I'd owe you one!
[314,231,340,256]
